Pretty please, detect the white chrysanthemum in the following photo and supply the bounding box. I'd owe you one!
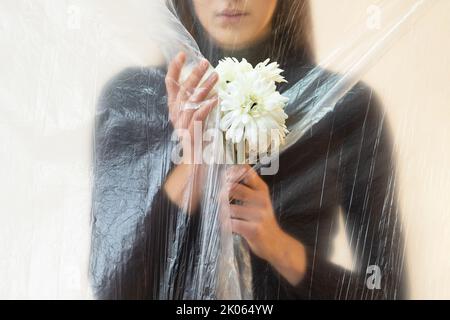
[255,58,287,84]
[215,57,253,90]
[216,58,289,154]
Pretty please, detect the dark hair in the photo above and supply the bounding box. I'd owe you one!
[170,0,314,64]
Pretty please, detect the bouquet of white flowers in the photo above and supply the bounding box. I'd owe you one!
[212,58,289,299]
[215,58,289,164]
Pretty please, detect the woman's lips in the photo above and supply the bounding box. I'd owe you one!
[217,10,249,24]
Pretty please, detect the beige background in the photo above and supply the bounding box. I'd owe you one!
[312,0,450,299]
[0,0,449,299]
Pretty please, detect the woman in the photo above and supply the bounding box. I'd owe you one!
[90,0,408,299]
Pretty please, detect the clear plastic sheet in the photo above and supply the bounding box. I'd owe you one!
[1,0,450,299]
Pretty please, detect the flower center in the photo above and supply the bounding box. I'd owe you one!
[246,94,260,113]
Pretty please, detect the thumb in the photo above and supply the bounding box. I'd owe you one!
[192,95,219,123]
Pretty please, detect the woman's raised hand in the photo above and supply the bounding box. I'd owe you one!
[163,52,218,214]
[165,51,219,164]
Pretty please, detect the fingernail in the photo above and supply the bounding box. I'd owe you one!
[208,72,218,81]
[209,75,218,85]
[200,59,209,68]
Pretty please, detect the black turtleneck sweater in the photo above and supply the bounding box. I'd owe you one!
[89,32,408,300]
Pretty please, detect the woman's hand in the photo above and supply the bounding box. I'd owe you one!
[163,52,218,214]
[220,165,308,286]
[165,51,219,164]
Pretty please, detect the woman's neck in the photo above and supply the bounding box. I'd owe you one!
[195,22,312,82]
[220,32,272,59]
[200,32,275,68]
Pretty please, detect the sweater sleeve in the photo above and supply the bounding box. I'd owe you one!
[97,177,201,300]
[90,67,201,299]
[280,84,408,300]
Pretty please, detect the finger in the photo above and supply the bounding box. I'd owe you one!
[227,165,264,191]
[179,59,210,101]
[231,219,256,240]
[229,204,260,222]
[174,95,199,126]
[218,187,233,224]
[191,95,219,123]
[219,185,231,207]
[226,165,251,184]
[188,72,219,103]
[178,95,217,130]
[227,182,258,204]
[166,52,186,105]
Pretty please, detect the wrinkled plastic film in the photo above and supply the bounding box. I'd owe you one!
[1,0,448,299]
[129,0,434,299]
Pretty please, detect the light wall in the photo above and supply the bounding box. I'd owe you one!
[311,0,450,299]
[0,0,449,299]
